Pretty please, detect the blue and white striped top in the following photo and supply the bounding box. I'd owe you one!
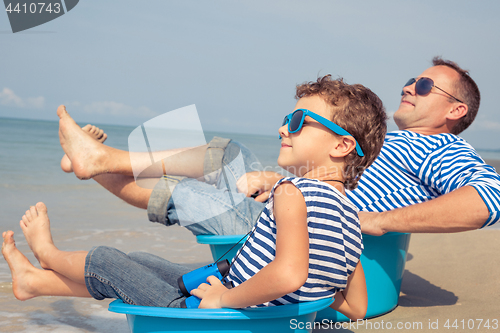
[227,177,363,307]
[347,131,500,227]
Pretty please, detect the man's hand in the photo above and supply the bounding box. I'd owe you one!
[190,275,229,309]
[236,171,283,202]
[358,211,386,236]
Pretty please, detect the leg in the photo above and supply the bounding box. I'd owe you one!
[57,105,208,180]
[90,137,258,211]
[149,138,266,235]
[19,202,88,284]
[93,174,153,209]
[85,246,189,307]
[14,203,188,306]
[1,231,91,300]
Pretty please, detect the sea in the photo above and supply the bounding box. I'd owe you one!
[0,117,499,332]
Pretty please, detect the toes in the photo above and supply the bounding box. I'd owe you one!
[21,216,28,227]
[35,202,47,215]
[3,230,14,243]
[25,210,32,222]
[57,105,68,118]
[100,133,108,143]
[29,205,38,218]
[82,124,92,131]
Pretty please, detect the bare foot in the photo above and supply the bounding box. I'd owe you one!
[60,124,108,173]
[19,202,56,269]
[57,105,111,180]
[2,231,39,300]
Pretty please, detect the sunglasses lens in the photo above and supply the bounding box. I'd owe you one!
[289,110,303,132]
[415,78,433,96]
[282,116,288,127]
[402,78,416,96]
[404,78,416,87]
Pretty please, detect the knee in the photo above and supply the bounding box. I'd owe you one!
[89,246,128,266]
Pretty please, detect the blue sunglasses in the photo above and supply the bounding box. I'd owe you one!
[280,109,364,157]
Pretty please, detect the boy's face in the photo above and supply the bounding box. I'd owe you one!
[278,95,341,177]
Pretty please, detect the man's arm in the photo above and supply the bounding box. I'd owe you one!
[360,186,490,235]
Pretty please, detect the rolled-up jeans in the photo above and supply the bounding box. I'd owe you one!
[85,246,191,307]
[147,137,266,235]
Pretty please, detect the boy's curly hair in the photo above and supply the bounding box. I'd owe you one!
[296,75,387,190]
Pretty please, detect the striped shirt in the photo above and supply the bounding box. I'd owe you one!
[227,177,363,307]
[347,130,500,228]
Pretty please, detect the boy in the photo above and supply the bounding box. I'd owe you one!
[2,76,386,320]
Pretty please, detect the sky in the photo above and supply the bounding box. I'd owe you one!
[1,0,499,149]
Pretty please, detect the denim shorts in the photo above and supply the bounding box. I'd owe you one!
[147,137,266,235]
[85,246,191,307]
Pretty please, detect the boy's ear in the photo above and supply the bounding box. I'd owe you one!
[329,136,357,158]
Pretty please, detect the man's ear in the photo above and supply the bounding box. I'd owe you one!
[330,136,356,158]
[447,103,468,121]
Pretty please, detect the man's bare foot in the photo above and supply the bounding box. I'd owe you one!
[19,202,56,269]
[57,105,111,180]
[60,124,108,173]
[2,231,39,300]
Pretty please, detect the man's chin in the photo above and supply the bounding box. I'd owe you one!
[393,112,409,130]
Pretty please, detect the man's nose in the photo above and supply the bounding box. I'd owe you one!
[401,81,416,97]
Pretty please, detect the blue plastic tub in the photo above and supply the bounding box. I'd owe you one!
[108,298,333,333]
[196,234,248,262]
[196,232,411,322]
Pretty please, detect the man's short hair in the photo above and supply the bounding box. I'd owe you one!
[432,56,481,135]
[295,75,387,190]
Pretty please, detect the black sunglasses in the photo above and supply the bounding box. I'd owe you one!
[401,77,464,104]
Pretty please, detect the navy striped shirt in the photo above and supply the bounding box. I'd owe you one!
[227,177,363,307]
[347,131,500,227]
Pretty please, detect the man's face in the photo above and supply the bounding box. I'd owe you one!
[394,65,461,134]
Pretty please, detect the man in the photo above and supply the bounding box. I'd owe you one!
[349,57,500,234]
[57,58,500,235]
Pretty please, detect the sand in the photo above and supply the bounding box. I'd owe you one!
[315,229,500,332]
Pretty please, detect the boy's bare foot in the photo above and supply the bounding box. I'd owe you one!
[19,202,56,270]
[60,124,108,173]
[2,231,39,300]
[57,105,111,180]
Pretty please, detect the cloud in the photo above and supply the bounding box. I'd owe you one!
[0,88,45,108]
[82,101,157,118]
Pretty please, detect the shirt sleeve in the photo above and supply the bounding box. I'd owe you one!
[420,141,500,227]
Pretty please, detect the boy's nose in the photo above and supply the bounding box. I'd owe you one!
[278,124,288,139]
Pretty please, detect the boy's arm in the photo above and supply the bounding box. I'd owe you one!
[329,261,367,321]
[192,182,309,308]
